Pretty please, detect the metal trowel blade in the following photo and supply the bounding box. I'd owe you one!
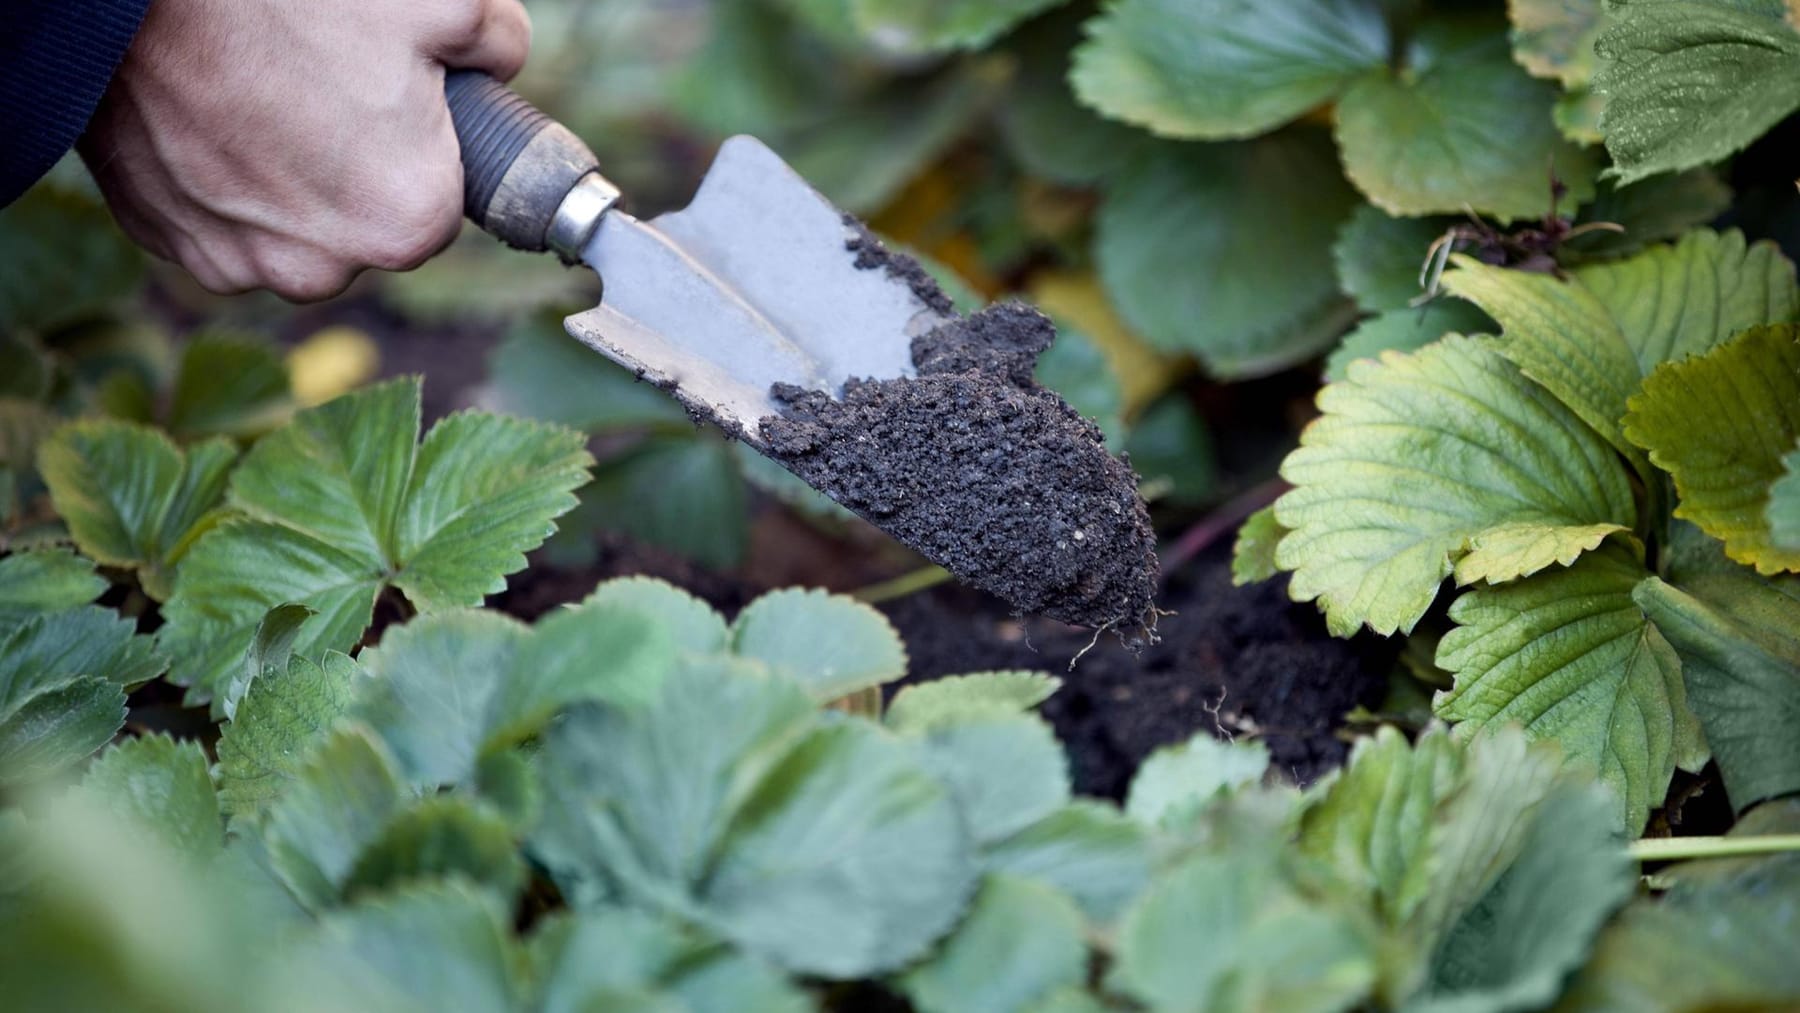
[563,135,954,440]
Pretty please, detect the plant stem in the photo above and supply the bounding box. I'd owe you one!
[1629,834,1800,863]
[1160,476,1290,575]
[852,565,953,604]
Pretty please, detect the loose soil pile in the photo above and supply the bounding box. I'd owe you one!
[760,301,1160,639]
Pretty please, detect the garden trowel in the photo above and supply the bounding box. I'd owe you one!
[445,71,951,441]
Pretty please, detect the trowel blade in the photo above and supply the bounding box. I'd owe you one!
[564,135,954,440]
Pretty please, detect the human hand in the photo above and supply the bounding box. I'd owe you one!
[79,0,531,302]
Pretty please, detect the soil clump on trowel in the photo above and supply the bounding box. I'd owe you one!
[761,267,1160,639]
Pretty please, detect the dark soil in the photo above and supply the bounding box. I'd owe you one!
[843,216,956,317]
[498,534,1391,799]
[760,302,1160,639]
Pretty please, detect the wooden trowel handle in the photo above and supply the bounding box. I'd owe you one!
[444,70,620,262]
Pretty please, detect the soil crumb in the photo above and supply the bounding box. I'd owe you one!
[760,301,1160,638]
[842,216,957,317]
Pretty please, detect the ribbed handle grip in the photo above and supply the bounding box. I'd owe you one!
[444,70,601,253]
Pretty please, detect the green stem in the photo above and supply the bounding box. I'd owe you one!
[852,565,952,604]
[1629,834,1800,863]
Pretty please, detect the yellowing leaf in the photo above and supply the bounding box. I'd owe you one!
[1624,325,1800,573]
[287,327,379,408]
[1508,0,1605,87]
[1276,336,1637,636]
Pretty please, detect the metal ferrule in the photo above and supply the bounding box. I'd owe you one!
[548,172,623,264]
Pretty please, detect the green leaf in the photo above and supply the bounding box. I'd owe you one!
[1594,0,1800,184]
[533,658,979,977]
[1566,171,1735,258]
[1111,849,1378,1013]
[898,873,1088,1013]
[1276,335,1637,636]
[217,649,363,821]
[1334,206,1459,314]
[39,420,237,601]
[1768,444,1800,549]
[998,14,1158,186]
[851,0,1065,53]
[1625,325,1800,574]
[1122,394,1216,505]
[1435,546,1704,831]
[355,605,673,790]
[731,588,908,701]
[1508,0,1604,87]
[0,677,124,787]
[486,312,685,433]
[1232,505,1287,586]
[0,548,106,628]
[0,333,52,400]
[0,186,143,335]
[911,713,1071,846]
[1096,130,1360,377]
[886,671,1061,733]
[223,602,317,721]
[532,907,808,1013]
[1126,733,1270,830]
[342,796,525,902]
[984,801,1151,923]
[580,577,729,654]
[1336,20,1599,219]
[1411,778,1633,1013]
[1070,0,1388,140]
[161,378,592,708]
[1634,573,1800,811]
[1035,325,1127,452]
[299,882,521,1013]
[0,604,165,708]
[1325,303,1492,384]
[260,724,408,910]
[582,435,749,571]
[77,735,222,861]
[167,332,293,440]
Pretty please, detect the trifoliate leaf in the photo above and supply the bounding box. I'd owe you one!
[299,882,520,1013]
[1412,778,1633,1013]
[731,588,907,701]
[984,802,1151,923]
[533,658,978,978]
[1625,325,1800,573]
[1111,849,1378,1013]
[1232,506,1287,586]
[161,378,592,709]
[0,548,105,628]
[1336,20,1598,220]
[261,724,408,910]
[898,873,1088,1013]
[38,421,236,601]
[1333,205,1459,314]
[167,332,293,440]
[1594,0,1800,184]
[1634,573,1800,811]
[0,186,143,335]
[886,672,1062,732]
[217,649,362,822]
[851,0,1065,53]
[1435,546,1704,832]
[1325,302,1492,384]
[580,577,729,654]
[355,605,673,790]
[912,713,1071,846]
[1126,733,1270,830]
[1276,336,1636,636]
[1096,130,1360,377]
[532,907,808,1013]
[78,735,221,861]
[1508,0,1604,86]
[1070,0,1387,140]
[1769,445,1800,549]
[342,796,524,902]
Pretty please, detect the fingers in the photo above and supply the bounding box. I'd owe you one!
[423,0,532,81]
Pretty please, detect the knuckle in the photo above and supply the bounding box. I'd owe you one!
[250,243,353,303]
[365,179,463,271]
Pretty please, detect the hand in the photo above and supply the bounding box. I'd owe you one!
[79,0,531,302]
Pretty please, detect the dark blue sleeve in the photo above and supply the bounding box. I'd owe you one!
[0,0,154,207]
